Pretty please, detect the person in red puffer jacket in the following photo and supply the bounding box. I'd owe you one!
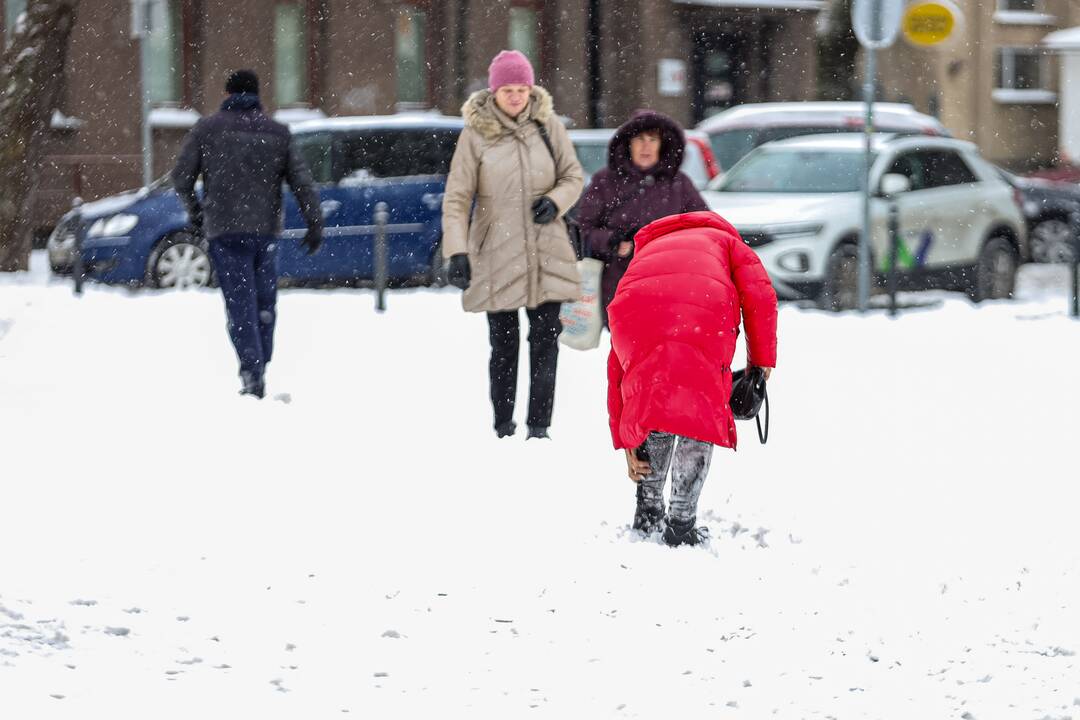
[607,211,778,547]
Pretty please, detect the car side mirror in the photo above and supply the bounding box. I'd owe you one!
[879,173,911,198]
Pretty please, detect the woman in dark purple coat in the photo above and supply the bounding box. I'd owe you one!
[577,111,709,324]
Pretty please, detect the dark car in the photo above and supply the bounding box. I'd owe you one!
[998,168,1080,263]
[47,114,465,288]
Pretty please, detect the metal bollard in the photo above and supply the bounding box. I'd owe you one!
[1071,205,1080,319]
[886,200,900,317]
[71,197,84,297]
[374,201,389,313]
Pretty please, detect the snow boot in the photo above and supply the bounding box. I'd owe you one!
[663,517,709,547]
[239,371,265,399]
[526,426,550,440]
[632,485,664,535]
[495,420,517,438]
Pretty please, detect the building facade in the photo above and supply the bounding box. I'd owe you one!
[1,0,824,232]
[875,0,1079,171]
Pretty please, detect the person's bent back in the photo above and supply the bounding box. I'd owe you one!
[607,211,777,546]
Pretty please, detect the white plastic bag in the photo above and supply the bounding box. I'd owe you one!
[559,258,604,351]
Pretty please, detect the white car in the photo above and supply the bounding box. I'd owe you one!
[697,101,949,172]
[701,134,1028,309]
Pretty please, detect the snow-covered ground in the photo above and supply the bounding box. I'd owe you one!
[2,252,1079,718]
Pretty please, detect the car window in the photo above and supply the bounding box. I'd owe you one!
[920,150,979,188]
[717,148,868,193]
[335,129,460,182]
[573,141,609,178]
[888,150,977,191]
[292,132,333,185]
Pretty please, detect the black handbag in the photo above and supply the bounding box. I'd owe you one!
[730,367,769,444]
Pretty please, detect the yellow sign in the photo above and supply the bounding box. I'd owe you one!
[903,2,956,46]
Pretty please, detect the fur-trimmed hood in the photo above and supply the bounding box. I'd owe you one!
[608,110,686,181]
[461,85,555,140]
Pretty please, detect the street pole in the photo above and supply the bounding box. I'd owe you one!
[887,197,900,317]
[136,0,154,188]
[858,47,876,313]
[374,202,389,313]
[1071,206,1080,318]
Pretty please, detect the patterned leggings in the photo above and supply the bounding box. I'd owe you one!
[636,431,714,524]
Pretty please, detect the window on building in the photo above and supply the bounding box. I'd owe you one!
[146,0,182,105]
[4,0,26,42]
[995,47,1048,90]
[509,6,539,69]
[998,0,1039,11]
[395,6,428,106]
[275,1,308,106]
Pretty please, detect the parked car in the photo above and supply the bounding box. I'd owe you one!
[696,101,949,173]
[47,114,466,288]
[701,133,1027,310]
[996,168,1079,263]
[569,128,719,189]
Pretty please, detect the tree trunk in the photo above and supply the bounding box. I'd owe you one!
[0,0,79,272]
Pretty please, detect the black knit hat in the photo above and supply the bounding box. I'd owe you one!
[225,69,259,95]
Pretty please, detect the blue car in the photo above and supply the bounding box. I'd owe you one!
[47,114,466,288]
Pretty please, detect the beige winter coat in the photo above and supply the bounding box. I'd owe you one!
[441,86,584,313]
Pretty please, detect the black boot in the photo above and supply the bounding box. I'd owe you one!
[632,484,664,535]
[662,517,709,547]
[495,420,517,438]
[239,371,265,399]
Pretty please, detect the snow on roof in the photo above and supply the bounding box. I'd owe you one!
[1044,26,1080,51]
[148,107,201,129]
[50,110,84,131]
[671,0,825,9]
[762,132,973,153]
[291,113,465,135]
[697,102,944,133]
[274,107,327,125]
[567,129,616,142]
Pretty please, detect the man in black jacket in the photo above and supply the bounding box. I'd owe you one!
[172,70,323,398]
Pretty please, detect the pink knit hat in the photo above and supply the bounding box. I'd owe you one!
[488,50,535,91]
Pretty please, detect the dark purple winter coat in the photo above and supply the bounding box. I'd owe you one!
[576,111,709,319]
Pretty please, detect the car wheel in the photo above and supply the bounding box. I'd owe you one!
[427,242,448,287]
[1031,218,1075,264]
[819,243,859,312]
[147,233,214,289]
[969,237,1017,303]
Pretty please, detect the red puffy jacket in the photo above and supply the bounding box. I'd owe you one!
[607,211,778,450]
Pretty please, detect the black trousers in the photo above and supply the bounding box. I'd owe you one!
[208,235,277,379]
[486,302,563,430]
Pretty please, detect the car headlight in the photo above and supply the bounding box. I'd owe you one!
[765,223,824,240]
[87,213,139,238]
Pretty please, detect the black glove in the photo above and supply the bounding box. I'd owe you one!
[531,196,558,225]
[448,253,471,290]
[301,228,323,256]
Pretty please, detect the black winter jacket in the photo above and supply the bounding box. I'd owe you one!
[171,94,322,240]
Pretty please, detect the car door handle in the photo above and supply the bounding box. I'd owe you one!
[320,200,342,217]
[421,193,444,211]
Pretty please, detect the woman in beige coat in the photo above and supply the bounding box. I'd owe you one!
[442,50,584,440]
